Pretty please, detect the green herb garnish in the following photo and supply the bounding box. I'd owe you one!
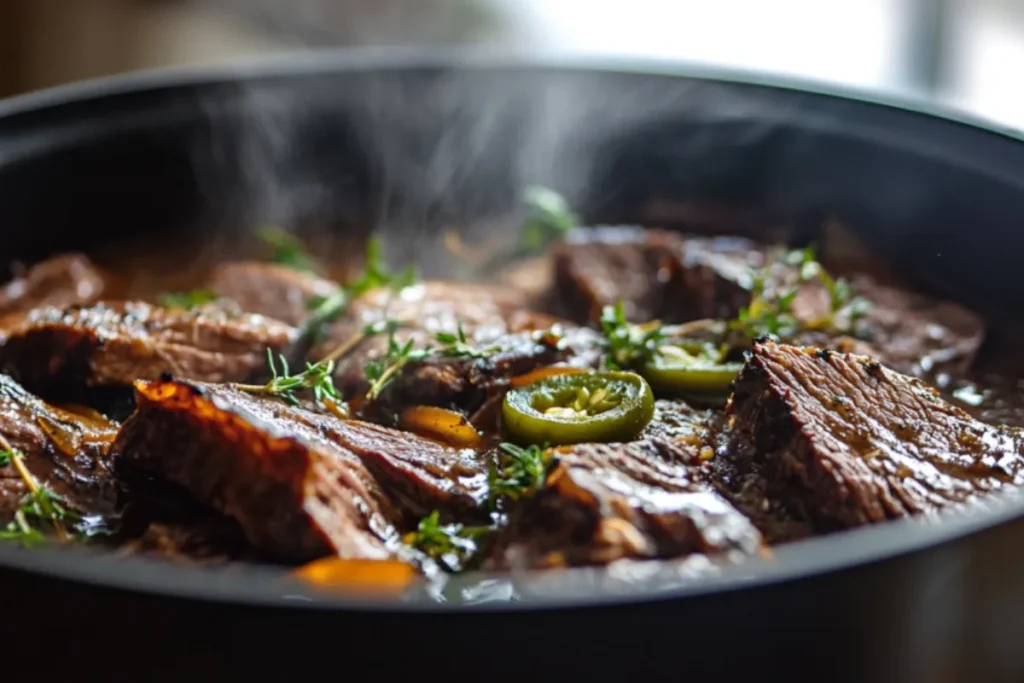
[599,301,665,370]
[159,289,217,310]
[728,267,802,340]
[403,442,554,573]
[363,322,495,400]
[488,442,555,505]
[364,333,434,401]
[433,322,490,359]
[259,226,323,274]
[403,510,492,573]
[237,349,340,406]
[304,237,419,342]
[729,245,871,341]
[0,447,79,546]
[520,186,579,253]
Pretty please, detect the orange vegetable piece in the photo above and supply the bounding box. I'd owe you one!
[294,557,417,595]
[398,405,483,448]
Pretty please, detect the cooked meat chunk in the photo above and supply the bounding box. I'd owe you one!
[552,227,688,324]
[0,301,297,395]
[552,228,808,325]
[111,474,261,564]
[675,236,766,321]
[486,402,763,569]
[846,274,984,378]
[496,257,552,306]
[112,379,489,562]
[0,253,107,337]
[310,281,602,421]
[312,281,550,360]
[728,341,1024,530]
[0,374,118,526]
[552,227,983,377]
[208,261,340,327]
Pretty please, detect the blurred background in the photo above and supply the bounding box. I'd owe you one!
[1,0,1023,129]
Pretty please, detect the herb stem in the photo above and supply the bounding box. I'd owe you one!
[367,361,406,400]
[0,434,66,540]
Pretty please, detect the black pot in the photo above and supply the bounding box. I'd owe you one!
[2,49,1023,683]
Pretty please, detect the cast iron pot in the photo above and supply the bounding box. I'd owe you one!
[2,49,1024,683]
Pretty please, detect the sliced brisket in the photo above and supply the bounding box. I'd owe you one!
[0,253,107,337]
[0,301,297,395]
[112,379,489,562]
[208,261,340,327]
[0,374,119,526]
[486,401,763,569]
[552,226,983,377]
[728,341,1024,530]
[310,281,602,422]
[551,228,795,325]
[552,226,689,324]
[845,274,984,378]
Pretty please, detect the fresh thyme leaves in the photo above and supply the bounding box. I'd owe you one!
[364,334,433,400]
[728,267,802,341]
[404,442,553,573]
[488,442,555,505]
[729,245,871,342]
[0,450,9,468]
[237,349,340,406]
[304,291,349,343]
[258,226,323,274]
[599,301,665,370]
[347,237,420,300]
[520,186,579,253]
[402,510,493,573]
[363,323,496,400]
[0,443,78,546]
[159,289,217,310]
[0,484,79,547]
[303,236,420,342]
[433,322,490,359]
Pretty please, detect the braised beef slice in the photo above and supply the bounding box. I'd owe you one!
[208,261,340,327]
[110,471,261,564]
[551,227,688,324]
[0,254,107,337]
[311,281,602,419]
[553,227,983,377]
[0,301,297,396]
[643,399,814,543]
[0,374,119,526]
[112,380,489,562]
[847,274,984,378]
[727,341,1024,530]
[486,401,763,569]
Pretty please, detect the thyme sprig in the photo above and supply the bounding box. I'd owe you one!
[259,226,323,274]
[402,510,494,573]
[364,322,496,400]
[599,301,666,370]
[0,436,78,546]
[520,185,579,254]
[729,246,871,342]
[304,237,420,342]
[488,442,556,505]
[405,441,554,573]
[236,349,340,407]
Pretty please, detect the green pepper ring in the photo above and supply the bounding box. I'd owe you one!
[501,371,655,446]
[639,359,744,400]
